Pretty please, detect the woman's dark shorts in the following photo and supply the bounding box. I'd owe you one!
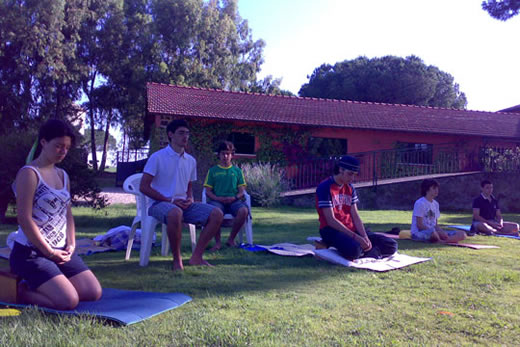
[9,242,89,290]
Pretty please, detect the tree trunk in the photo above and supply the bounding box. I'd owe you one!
[122,128,127,162]
[99,110,112,171]
[87,74,98,171]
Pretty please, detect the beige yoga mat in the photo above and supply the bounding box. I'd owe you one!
[256,243,316,257]
[314,250,431,271]
[373,232,499,249]
[0,239,115,260]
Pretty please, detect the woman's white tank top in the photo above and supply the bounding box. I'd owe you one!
[13,166,70,249]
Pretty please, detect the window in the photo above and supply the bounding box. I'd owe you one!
[396,142,433,164]
[308,137,348,157]
[227,132,255,155]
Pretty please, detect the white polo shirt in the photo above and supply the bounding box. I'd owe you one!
[143,145,197,202]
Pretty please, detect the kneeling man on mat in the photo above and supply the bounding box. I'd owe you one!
[315,156,397,260]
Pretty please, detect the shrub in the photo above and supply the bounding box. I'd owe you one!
[0,129,34,222]
[241,162,290,207]
[482,147,520,172]
[0,128,108,222]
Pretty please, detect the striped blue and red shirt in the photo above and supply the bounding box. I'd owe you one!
[315,176,359,231]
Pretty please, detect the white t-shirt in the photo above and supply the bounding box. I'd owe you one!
[411,196,440,233]
[143,145,197,203]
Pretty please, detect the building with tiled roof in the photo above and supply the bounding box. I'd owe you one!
[147,82,520,155]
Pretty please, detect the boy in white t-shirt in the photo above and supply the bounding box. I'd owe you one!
[411,179,466,243]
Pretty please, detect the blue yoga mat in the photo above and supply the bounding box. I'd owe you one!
[239,244,267,252]
[0,288,192,326]
[447,225,520,239]
[446,225,472,232]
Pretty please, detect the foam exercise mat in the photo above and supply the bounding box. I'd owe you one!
[0,288,192,326]
[446,225,520,240]
[0,238,115,260]
[374,232,500,249]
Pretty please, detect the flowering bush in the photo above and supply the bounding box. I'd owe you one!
[241,162,290,207]
[482,147,520,172]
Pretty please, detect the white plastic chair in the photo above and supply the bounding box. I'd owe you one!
[202,188,253,245]
[122,173,197,266]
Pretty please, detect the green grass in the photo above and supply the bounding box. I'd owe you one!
[94,172,117,189]
[1,205,519,346]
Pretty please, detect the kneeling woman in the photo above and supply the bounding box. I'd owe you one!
[9,119,102,310]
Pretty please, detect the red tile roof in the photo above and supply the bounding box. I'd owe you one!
[147,83,520,139]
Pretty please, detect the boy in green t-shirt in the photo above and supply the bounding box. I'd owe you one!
[204,141,248,250]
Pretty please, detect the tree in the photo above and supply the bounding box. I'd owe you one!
[83,129,117,152]
[75,0,123,171]
[482,0,520,20]
[299,55,467,109]
[1,0,273,151]
[248,75,294,96]
[0,0,89,131]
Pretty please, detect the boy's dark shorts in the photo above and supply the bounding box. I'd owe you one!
[9,242,90,290]
[207,199,248,217]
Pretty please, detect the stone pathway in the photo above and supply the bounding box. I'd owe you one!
[99,187,135,205]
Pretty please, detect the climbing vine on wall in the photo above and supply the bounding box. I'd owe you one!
[185,118,311,165]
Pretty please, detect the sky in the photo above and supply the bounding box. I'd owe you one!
[237,0,520,112]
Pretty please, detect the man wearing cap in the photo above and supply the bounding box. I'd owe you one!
[315,156,397,260]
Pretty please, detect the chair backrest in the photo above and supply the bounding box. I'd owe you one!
[202,188,207,203]
[123,173,143,195]
[123,173,147,219]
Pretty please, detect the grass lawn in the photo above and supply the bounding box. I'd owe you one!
[1,205,519,346]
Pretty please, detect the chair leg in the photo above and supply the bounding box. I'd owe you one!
[189,224,197,252]
[245,217,253,245]
[140,218,158,267]
[238,224,244,245]
[161,223,170,256]
[125,222,139,261]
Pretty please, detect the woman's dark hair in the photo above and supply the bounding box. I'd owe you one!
[39,119,76,145]
[32,119,75,159]
[421,179,439,196]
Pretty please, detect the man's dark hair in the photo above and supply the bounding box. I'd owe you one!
[166,119,189,142]
[421,179,439,196]
[481,179,492,187]
[217,141,235,154]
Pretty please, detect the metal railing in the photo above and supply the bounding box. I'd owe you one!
[281,144,482,190]
[116,148,149,163]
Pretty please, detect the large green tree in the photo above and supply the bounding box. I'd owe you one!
[1,0,270,156]
[299,55,467,109]
[0,0,90,131]
[482,0,520,20]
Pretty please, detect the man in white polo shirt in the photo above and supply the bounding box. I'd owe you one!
[140,119,223,271]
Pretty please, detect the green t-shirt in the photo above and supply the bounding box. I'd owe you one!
[204,165,246,197]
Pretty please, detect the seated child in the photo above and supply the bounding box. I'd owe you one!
[204,141,249,250]
[411,179,466,243]
[472,180,519,236]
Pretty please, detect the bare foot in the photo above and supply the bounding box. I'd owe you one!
[314,240,328,249]
[209,243,222,252]
[172,262,184,271]
[225,240,237,248]
[188,258,214,267]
